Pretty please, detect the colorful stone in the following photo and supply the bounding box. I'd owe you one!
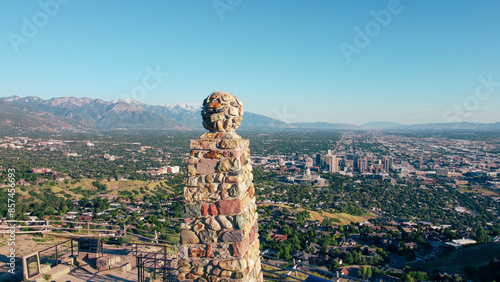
[180,92,262,281]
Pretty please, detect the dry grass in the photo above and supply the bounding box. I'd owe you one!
[263,204,377,225]
[309,210,377,225]
[475,188,500,196]
[31,177,174,200]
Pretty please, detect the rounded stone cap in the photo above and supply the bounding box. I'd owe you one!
[202,91,243,132]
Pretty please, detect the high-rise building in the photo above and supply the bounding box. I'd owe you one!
[315,153,321,166]
[382,156,392,172]
[358,157,368,172]
[328,155,338,173]
[305,157,313,168]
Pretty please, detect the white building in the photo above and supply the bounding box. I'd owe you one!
[327,155,338,173]
[446,238,476,249]
[305,157,313,168]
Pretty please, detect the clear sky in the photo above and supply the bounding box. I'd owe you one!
[1,1,500,125]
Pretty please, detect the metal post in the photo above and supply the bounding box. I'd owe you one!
[142,255,145,282]
[137,255,141,282]
[164,246,167,273]
[55,245,58,266]
[71,239,74,257]
[154,252,157,278]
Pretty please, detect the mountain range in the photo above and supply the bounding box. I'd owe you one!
[0,96,292,131]
[1,96,500,132]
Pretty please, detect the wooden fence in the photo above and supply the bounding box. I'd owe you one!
[0,219,180,244]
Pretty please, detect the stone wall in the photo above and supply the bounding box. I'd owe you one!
[178,92,262,281]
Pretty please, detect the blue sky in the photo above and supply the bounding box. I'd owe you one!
[1,0,500,125]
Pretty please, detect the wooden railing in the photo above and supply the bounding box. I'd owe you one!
[0,219,180,244]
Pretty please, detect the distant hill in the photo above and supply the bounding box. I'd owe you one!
[402,122,500,130]
[291,122,361,130]
[0,98,73,131]
[1,96,499,132]
[362,121,500,131]
[0,96,290,131]
[239,112,291,130]
[362,121,402,129]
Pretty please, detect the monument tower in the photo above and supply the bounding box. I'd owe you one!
[178,91,263,281]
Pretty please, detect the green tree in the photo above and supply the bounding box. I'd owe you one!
[360,266,372,280]
[44,206,55,215]
[344,252,353,265]
[472,226,490,243]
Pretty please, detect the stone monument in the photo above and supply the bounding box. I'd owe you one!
[178,91,263,281]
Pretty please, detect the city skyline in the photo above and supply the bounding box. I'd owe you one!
[2,1,500,125]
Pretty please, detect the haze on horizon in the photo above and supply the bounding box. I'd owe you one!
[1,1,500,125]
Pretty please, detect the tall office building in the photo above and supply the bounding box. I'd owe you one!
[315,153,321,166]
[358,157,368,172]
[327,155,338,173]
[382,156,392,172]
[305,157,313,168]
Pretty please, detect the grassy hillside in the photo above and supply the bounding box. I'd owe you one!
[263,203,377,225]
[309,210,377,225]
[414,242,500,274]
[20,177,179,203]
